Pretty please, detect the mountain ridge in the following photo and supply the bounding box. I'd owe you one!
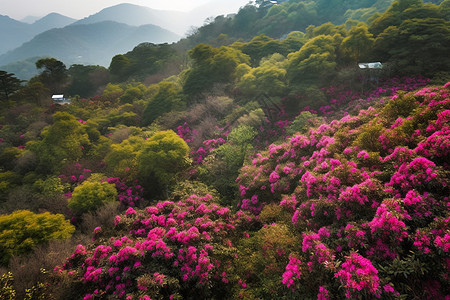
[0,20,181,67]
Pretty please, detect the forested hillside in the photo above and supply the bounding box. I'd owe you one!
[0,0,449,299]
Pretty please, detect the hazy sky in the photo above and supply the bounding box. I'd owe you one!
[0,0,251,20]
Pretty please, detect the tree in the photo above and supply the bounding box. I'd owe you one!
[0,71,22,103]
[237,53,288,97]
[28,112,90,174]
[142,81,184,126]
[15,81,50,106]
[373,18,450,76]
[0,210,74,265]
[68,175,118,216]
[183,44,250,97]
[35,58,68,92]
[137,130,190,198]
[109,54,131,82]
[287,34,340,86]
[341,23,375,63]
[67,64,109,97]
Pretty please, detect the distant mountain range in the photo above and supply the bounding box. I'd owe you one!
[0,21,180,67]
[0,13,76,54]
[0,2,249,78]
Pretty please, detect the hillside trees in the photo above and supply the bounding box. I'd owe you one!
[341,22,375,64]
[183,44,250,97]
[373,17,450,76]
[109,43,179,83]
[0,71,22,104]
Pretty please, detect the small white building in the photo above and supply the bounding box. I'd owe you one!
[52,94,71,104]
[358,62,383,69]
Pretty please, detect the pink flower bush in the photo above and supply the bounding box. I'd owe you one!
[334,252,381,298]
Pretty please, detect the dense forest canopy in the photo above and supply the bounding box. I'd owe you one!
[0,0,449,299]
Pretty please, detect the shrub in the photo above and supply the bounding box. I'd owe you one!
[0,210,74,265]
[68,175,118,216]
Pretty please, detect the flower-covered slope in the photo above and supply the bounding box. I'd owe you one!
[237,82,450,298]
[59,83,449,299]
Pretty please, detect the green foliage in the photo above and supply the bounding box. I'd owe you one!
[287,34,340,85]
[15,81,50,106]
[234,222,300,298]
[142,81,184,126]
[67,64,109,98]
[200,125,257,201]
[237,53,288,97]
[68,175,118,215]
[183,44,250,96]
[0,210,74,265]
[341,22,375,63]
[137,130,190,197]
[373,17,450,76]
[105,135,146,180]
[287,111,323,135]
[0,171,21,199]
[28,112,90,174]
[0,71,22,104]
[34,58,68,92]
[109,43,179,82]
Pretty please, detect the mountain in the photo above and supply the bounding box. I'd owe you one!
[0,13,76,55]
[73,3,189,35]
[72,2,251,36]
[0,15,33,54]
[0,21,181,67]
[31,13,76,33]
[21,16,40,24]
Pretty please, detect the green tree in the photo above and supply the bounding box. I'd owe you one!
[237,53,288,97]
[105,136,146,180]
[287,34,340,86]
[28,112,90,174]
[341,22,375,63]
[67,64,109,97]
[200,125,256,201]
[14,81,49,106]
[68,175,118,216]
[0,210,74,265]
[373,17,450,76]
[137,130,190,198]
[183,44,250,97]
[35,58,68,92]
[0,71,22,103]
[109,54,131,82]
[142,81,184,126]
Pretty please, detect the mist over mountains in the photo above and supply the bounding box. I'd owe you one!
[0,1,249,76]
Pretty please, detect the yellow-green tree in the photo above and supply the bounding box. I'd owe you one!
[0,210,74,265]
[142,81,184,126]
[237,53,288,97]
[68,175,118,215]
[28,112,90,174]
[287,34,341,86]
[341,22,375,64]
[183,44,250,97]
[138,130,190,198]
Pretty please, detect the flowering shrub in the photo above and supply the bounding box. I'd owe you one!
[236,82,450,298]
[58,194,255,299]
